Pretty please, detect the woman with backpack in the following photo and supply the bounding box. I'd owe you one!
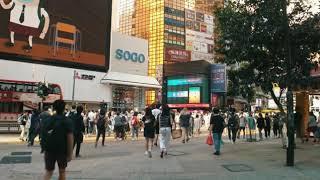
[157,104,174,158]
[131,112,139,141]
[95,109,107,148]
[142,107,156,158]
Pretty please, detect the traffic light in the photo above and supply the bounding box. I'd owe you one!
[100,103,108,110]
[37,82,49,99]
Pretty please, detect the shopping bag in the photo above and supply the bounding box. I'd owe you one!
[206,134,213,145]
[172,129,182,139]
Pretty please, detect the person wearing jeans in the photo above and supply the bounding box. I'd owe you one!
[212,133,222,153]
[158,104,174,158]
[159,127,171,156]
[209,108,225,155]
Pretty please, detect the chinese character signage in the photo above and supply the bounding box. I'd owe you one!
[211,64,227,93]
[165,48,191,62]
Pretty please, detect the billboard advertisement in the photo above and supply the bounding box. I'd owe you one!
[189,87,201,103]
[0,0,112,71]
[165,48,191,63]
[167,75,209,105]
[211,64,227,93]
[109,32,148,76]
[185,9,214,62]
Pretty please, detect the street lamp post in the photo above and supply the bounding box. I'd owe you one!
[72,70,76,105]
[283,0,295,166]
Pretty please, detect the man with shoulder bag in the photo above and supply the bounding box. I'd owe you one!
[70,106,85,157]
[41,100,74,180]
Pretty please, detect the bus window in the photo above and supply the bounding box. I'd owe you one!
[16,84,26,92]
[0,102,23,113]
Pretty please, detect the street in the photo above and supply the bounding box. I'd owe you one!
[0,135,319,180]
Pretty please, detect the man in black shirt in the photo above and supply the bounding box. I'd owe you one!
[42,100,73,180]
[209,108,225,155]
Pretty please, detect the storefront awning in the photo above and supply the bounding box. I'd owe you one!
[101,71,161,89]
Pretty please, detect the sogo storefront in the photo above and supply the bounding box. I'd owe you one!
[102,32,161,111]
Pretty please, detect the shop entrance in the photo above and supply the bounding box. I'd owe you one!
[111,86,145,112]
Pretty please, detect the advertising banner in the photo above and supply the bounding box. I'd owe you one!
[211,64,227,93]
[184,9,214,62]
[0,0,112,70]
[165,48,191,63]
[110,32,149,76]
[191,52,213,62]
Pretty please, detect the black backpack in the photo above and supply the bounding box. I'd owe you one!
[228,114,238,128]
[41,116,67,153]
[97,115,106,129]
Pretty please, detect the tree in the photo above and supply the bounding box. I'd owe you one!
[227,66,256,104]
[215,0,320,113]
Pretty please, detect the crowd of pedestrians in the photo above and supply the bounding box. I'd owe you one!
[15,100,320,179]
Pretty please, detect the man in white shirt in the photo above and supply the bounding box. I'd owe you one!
[152,104,161,146]
[88,110,95,134]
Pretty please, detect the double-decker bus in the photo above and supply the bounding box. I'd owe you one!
[0,79,63,123]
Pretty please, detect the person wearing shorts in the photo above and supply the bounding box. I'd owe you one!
[44,152,68,171]
[42,100,74,180]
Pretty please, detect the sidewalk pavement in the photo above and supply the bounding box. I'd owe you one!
[0,133,114,144]
[0,134,319,180]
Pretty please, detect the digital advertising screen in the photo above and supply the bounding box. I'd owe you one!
[166,76,209,105]
[0,0,112,71]
[189,87,201,103]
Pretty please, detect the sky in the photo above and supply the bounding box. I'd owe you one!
[308,0,320,14]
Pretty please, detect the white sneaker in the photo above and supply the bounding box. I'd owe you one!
[148,151,152,158]
[144,151,148,156]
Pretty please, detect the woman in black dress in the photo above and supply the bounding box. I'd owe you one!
[142,107,156,158]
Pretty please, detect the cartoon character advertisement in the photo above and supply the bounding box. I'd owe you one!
[0,0,112,70]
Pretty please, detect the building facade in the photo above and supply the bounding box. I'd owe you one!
[114,0,224,105]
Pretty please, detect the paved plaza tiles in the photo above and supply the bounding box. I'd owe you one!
[0,135,319,180]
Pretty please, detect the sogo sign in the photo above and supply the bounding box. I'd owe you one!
[115,49,146,63]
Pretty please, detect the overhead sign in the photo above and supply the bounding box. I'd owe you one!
[211,64,227,93]
[110,32,149,76]
[165,48,191,62]
[115,49,146,63]
[75,71,96,80]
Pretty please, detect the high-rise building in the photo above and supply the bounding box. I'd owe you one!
[115,0,223,105]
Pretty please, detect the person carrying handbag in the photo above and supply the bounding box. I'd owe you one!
[157,104,174,158]
[209,108,225,156]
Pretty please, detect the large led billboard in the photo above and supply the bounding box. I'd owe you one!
[167,75,209,105]
[0,0,112,71]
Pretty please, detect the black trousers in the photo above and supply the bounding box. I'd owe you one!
[273,125,279,137]
[96,129,106,145]
[229,127,237,142]
[228,127,232,140]
[265,127,271,138]
[28,128,38,145]
[73,141,81,156]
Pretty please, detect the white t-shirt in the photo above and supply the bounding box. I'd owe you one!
[152,109,161,119]
[88,112,95,122]
[239,115,246,127]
